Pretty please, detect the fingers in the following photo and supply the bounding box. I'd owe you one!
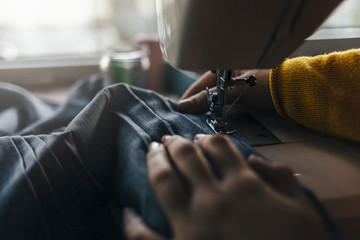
[194,134,247,179]
[178,70,257,113]
[147,142,189,216]
[162,135,215,187]
[178,71,217,114]
[178,86,249,113]
[178,89,212,114]
[247,155,304,198]
[123,208,167,240]
[180,71,217,100]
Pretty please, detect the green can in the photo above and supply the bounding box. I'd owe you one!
[100,45,150,88]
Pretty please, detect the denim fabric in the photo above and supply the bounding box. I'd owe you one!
[0,74,257,239]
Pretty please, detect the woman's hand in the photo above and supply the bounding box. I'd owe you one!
[124,134,331,240]
[178,69,275,114]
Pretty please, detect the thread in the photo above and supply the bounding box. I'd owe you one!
[224,71,258,116]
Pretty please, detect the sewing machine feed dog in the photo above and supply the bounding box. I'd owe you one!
[206,70,256,134]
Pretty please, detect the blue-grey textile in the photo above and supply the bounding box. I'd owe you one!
[0,74,257,239]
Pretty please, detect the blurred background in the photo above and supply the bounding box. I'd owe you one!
[0,0,359,60]
[0,0,157,60]
[0,0,359,96]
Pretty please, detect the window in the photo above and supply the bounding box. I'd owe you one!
[0,0,159,61]
[0,0,117,60]
[292,0,360,57]
[0,0,158,87]
[320,0,360,28]
[1,0,360,60]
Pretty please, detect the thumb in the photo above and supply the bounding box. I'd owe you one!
[178,88,213,114]
[123,208,167,240]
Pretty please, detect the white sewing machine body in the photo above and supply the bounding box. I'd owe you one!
[155,0,343,71]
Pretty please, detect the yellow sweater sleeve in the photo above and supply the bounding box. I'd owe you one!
[269,49,360,142]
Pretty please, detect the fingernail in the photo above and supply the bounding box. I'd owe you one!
[194,133,206,141]
[178,99,192,112]
[149,142,161,151]
[248,154,263,162]
[161,135,171,143]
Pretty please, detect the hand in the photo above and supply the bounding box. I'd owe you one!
[124,134,331,240]
[178,69,275,114]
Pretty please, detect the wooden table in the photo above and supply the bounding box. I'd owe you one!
[248,109,360,240]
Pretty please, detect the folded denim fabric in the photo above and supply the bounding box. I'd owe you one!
[0,74,257,239]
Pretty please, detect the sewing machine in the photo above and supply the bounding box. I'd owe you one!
[155,0,343,133]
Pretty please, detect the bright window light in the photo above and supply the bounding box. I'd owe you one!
[0,0,358,61]
[320,0,360,28]
[0,0,120,60]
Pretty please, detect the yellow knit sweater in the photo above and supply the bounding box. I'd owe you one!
[269,49,360,142]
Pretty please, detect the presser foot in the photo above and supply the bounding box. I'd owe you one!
[206,118,237,134]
